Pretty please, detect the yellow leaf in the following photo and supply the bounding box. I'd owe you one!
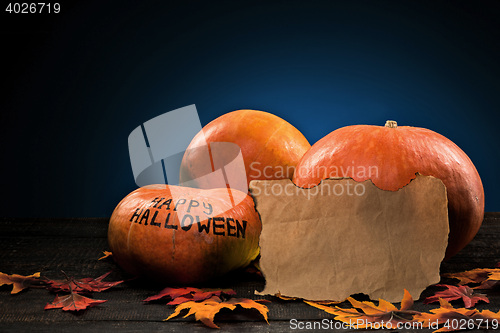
[165,296,269,329]
[0,272,41,294]
[306,289,422,329]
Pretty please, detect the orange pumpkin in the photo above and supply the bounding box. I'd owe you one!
[180,109,311,188]
[108,185,261,284]
[292,120,484,259]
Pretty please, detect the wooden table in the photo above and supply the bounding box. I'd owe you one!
[1,214,499,332]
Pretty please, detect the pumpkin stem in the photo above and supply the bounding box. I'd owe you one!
[385,120,398,128]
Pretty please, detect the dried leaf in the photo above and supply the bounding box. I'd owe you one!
[415,298,500,332]
[315,300,343,305]
[424,285,489,308]
[305,289,422,329]
[475,272,500,290]
[165,296,269,329]
[44,293,107,311]
[443,268,498,285]
[275,292,298,301]
[98,251,113,261]
[0,272,41,294]
[46,271,123,293]
[274,292,341,305]
[144,287,236,305]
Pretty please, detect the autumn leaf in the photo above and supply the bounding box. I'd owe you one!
[305,289,422,329]
[0,272,41,294]
[443,268,498,285]
[415,298,500,332]
[475,271,500,290]
[424,285,489,308]
[496,262,500,268]
[98,251,113,261]
[45,292,107,311]
[45,271,123,293]
[274,292,341,305]
[165,296,269,329]
[274,292,298,301]
[144,287,236,305]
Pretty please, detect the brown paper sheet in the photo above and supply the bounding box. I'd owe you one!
[249,175,449,302]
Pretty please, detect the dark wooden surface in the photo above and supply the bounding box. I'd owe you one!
[1,213,499,332]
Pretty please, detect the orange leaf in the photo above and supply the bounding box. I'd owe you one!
[314,300,342,305]
[400,289,414,311]
[475,271,500,290]
[98,251,113,261]
[414,298,500,332]
[45,293,106,311]
[443,268,498,285]
[424,285,489,308]
[144,287,236,305]
[305,289,423,329]
[0,272,41,294]
[274,292,298,301]
[165,296,269,329]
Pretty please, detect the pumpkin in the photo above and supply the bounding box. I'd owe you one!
[108,184,261,284]
[292,120,484,259]
[179,109,311,188]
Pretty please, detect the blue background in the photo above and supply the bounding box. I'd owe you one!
[2,0,499,217]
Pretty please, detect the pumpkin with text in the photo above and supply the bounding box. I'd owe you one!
[108,185,261,284]
[292,120,484,259]
[179,109,311,188]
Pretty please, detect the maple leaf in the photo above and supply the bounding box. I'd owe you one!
[443,268,498,285]
[424,285,489,308]
[98,251,113,261]
[144,287,237,305]
[45,271,123,293]
[305,289,423,329]
[45,292,107,311]
[415,298,500,332]
[0,272,41,294]
[475,271,500,290]
[165,296,269,329]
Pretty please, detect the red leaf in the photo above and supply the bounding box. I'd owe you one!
[0,272,41,294]
[45,293,106,311]
[46,271,123,293]
[144,287,236,305]
[424,284,489,308]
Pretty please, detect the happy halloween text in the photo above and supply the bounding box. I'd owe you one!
[129,197,247,238]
